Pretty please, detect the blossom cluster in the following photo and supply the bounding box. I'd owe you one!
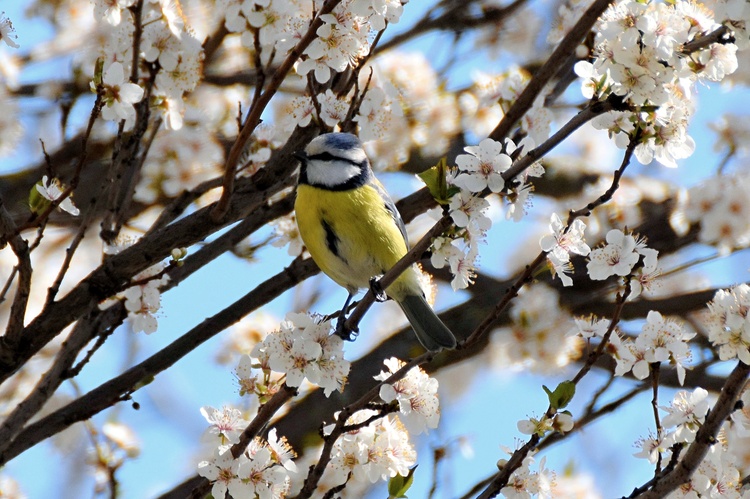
[613,311,694,385]
[493,284,581,372]
[282,51,460,171]
[540,213,591,286]
[133,126,223,204]
[375,357,440,435]
[366,52,460,160]
[672,173,750,254]
[500,454,554,498]
[634,388,750,498]
[705,284,750,364]
[459,68,552,146]
[218,0,403,83]
[572,310,693,384]
[250,312,350,396]
[91,0,204,128]
[428,136,542,291]
[289,359,436,491]
[198,411,296,499]
[586,229,660,298]
[576,0,740,168]
[120,263,170,334]
[98,240,171,334]
[88,421,141,493]
[322,408,417,487]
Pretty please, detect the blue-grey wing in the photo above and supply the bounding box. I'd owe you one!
[371,178,409,246]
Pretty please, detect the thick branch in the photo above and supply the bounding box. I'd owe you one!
[0,198,32,347]
[0,255,319,465]
[0,128,314,385]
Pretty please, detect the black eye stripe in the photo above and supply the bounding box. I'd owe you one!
[308,152,347,162]
[307,152,367,169]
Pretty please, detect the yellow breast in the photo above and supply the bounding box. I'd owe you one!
[295,183,419,299]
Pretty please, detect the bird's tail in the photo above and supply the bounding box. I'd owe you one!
[397,294,457,351]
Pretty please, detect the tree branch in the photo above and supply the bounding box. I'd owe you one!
[633,361,750,498]
[489,0,615,141]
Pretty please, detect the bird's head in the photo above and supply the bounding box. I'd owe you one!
[295,133,372,190]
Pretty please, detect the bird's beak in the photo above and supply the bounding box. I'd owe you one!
[293,151,307,163]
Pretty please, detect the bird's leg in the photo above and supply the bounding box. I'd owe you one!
[335,292,358,340]
[369,276,388,302]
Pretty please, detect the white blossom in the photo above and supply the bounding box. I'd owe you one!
[705,284,750,364]
[251,313,349,396]
[0,12,19,48]
[96,61,144,123]
[375,357,441,435]
[35,176,80,216]
[453,138,510,193]
[200,406,249,445]
[587,229,645,280]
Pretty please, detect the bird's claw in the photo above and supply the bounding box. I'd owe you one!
[369,276,388,302]
[335,315,359,341]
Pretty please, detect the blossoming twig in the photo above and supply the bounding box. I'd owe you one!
[188,385,297,498]
[292,352,432,498]
[211,0,344,222]
[631,361,750,498]
[489,0,616,141]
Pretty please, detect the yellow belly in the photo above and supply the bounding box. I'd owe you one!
[295,183,419,300]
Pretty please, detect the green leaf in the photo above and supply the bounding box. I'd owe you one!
[543,381,576,410]
[388,466,417,498]
[28,181,51,215]
[93,57,105,87]
[417,158,458,205]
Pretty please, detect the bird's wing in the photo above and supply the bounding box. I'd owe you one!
[372,178,409,246]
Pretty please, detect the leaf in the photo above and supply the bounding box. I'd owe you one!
[543,381,576,410]
[28,181,50,215]
[388,466,417,498]
[417,158,459,205]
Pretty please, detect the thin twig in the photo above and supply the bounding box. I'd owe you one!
[476,133,641,498]
[680,25,732,54]
[651,363,663,473]
[292,351,433,498]
[489,0,616,141]
[374,0,528,55]
[211,0,344,222]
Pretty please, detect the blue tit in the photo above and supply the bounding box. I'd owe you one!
[294,132,457,351]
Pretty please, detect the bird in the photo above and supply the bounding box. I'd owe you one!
[293,132,457,351]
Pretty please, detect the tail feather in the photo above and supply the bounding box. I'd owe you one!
[397,294,457,351]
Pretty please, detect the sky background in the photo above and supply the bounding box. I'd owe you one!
[2,1,750,498]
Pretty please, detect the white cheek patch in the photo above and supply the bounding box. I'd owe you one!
[306,159,362,188]
[338,147,367,165]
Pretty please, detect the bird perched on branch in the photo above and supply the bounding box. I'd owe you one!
[294,132,457,351]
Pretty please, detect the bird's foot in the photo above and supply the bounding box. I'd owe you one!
[369,276,388,302]
[334,315,359,341]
